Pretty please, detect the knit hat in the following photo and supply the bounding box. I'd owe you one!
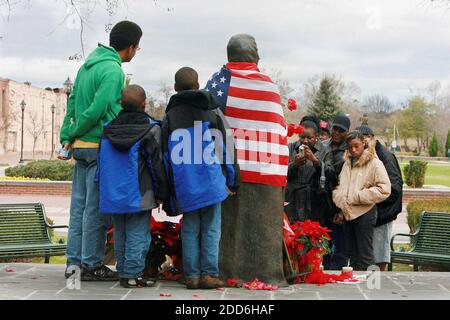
[355,124,374,136]
[331,115,351,131]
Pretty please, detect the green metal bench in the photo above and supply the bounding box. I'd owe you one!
[389,211,450,271]
[0,203,67,263]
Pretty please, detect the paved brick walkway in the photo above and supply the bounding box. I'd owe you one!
[0,264,449,300]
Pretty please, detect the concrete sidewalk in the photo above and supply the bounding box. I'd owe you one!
[0,264,449,300]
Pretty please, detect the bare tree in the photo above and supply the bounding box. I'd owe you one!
[363,94,393,114]
[25,110,47,158]
[158,82,174,108]
[146,91,165,120]
[0,104,19,153]
[0,1,173,59]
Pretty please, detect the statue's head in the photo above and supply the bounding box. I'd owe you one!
[227,34,260,64]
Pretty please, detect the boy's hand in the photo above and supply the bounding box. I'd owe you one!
[57,144,71,161]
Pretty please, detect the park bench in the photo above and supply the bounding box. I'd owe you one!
[0,203,67,263]
[389,211,450,271]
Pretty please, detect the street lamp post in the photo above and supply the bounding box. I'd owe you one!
[63,77,73,105]
[51,104,56,158]
[19,100,26,164]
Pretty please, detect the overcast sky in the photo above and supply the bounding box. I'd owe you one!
[1,0,450,105]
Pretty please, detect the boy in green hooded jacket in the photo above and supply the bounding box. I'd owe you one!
[59,20,142,281]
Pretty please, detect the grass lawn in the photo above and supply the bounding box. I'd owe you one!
[31,235,67,265]
[399,161,450,187]
[391,243,413,271]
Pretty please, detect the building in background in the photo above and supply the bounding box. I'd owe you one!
[0,78,68,157]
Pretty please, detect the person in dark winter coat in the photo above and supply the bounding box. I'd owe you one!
[162,67,240,290]
[285,116,335,226]
[323,115,351,270]
[98,84,169,288]
[355,124,403,271]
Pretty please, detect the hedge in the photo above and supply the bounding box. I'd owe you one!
[406,199,450,233]
[5,160,75,181]
[403,160,427,188]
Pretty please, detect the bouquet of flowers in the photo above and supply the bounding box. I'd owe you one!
[284,217,332,282]
[144,217,182,280]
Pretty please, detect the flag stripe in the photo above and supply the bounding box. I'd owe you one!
[227,96,284,117]
[226,117,287,136]
[238,160,288,176]
[236,149,289,165]
[229,70,275,83]
[228,87,282,104]
[230,76,279,94]
[225,106,286,128]
[234,139,289,156]
[232,130,288,145]
[239,170,287,187]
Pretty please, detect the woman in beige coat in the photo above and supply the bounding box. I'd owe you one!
[332,130,391,270]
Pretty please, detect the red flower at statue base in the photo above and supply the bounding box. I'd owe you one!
[284,216,353,285]
[242,278,279,291]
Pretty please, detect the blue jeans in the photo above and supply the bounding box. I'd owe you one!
[113,212,151,279]
[66,148,107,269]
[181,203,221,279]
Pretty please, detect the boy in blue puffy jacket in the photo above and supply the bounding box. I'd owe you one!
[98,85,169,288]
[162,67,240,289]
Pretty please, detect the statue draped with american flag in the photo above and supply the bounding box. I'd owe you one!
[206,34,289,285]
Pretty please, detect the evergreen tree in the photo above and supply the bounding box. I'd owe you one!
[307,77,342,122]
[429,132,439,157]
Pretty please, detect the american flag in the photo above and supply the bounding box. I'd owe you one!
[206,62,288,187]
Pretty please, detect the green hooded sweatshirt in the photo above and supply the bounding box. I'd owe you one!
[60,44,125,146]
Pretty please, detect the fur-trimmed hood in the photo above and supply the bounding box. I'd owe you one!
[343,142,377,168]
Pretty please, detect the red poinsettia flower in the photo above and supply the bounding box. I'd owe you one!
[226,278,240,288]
[287,98,298,111]
[287,123,296,137]
[294,125,305,135]
[296,240,304,253]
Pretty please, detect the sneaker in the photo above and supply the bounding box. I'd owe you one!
[120,276,157,288]
[185,278,200,289]
[64,266,80,279]
[81,265,119,281]
[199,275,224,289]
